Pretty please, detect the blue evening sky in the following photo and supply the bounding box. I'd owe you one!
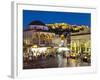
[23,10,91,29]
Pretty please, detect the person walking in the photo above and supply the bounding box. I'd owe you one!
[56,51,63,67]
[62,51,69,67]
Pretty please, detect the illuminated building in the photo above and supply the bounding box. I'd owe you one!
[23,21,55,47]
[70,27,91,54]
[23,21,91,54]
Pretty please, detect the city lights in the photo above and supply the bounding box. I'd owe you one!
[23,10,91,69]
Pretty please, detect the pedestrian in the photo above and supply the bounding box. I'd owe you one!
[62,51,69,67]
[56,51,63,67]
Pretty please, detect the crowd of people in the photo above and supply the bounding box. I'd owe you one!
[23,47,91,68]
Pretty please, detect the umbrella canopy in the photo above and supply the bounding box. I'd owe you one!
[57,47,70,52]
